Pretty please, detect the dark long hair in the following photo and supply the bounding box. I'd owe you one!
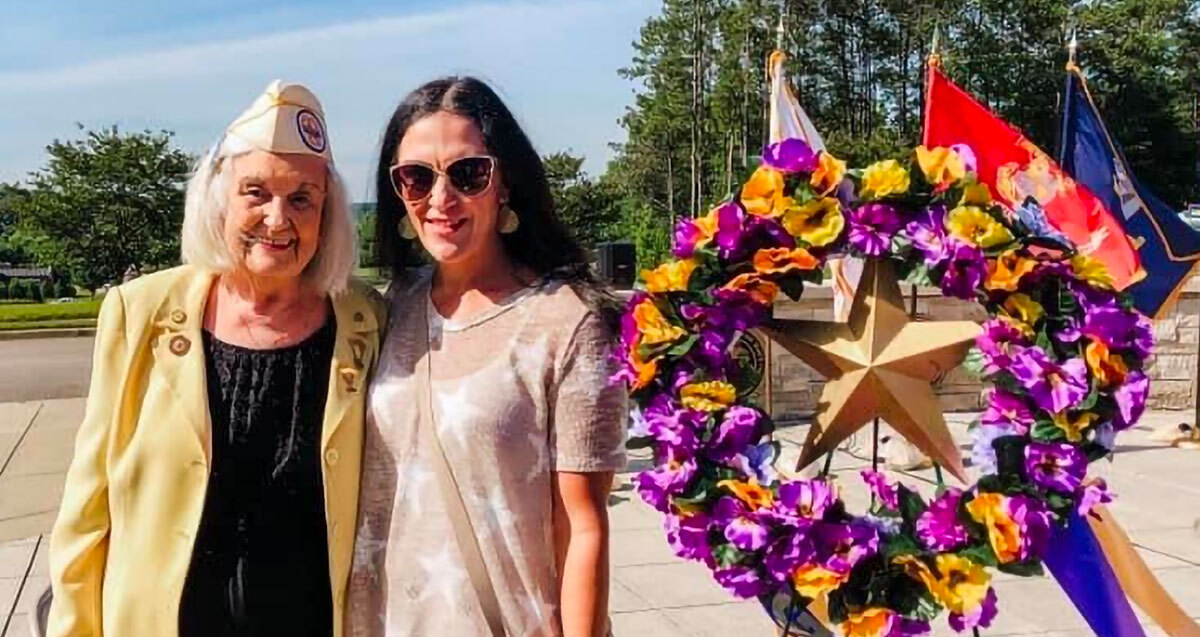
[374,76,618,329]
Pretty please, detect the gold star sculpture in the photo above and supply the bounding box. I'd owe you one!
[757,258,982,482]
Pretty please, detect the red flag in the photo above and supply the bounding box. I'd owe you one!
[923,63,1142,290]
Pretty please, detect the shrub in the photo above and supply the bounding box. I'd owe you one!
[0,282,7,300]
[41,280,56,300]
[30,280,44,303]
[8,279,25,300]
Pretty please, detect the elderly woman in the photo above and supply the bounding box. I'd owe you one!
[47,81,383,637]
[346,77,626,637]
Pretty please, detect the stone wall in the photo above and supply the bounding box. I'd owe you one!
[763,279,1200,422]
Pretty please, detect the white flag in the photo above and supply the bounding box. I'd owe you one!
[768,50,825,151]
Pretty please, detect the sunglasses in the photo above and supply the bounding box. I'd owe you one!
[388,156,497,202]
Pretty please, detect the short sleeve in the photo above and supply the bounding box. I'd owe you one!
[550,312,627,472]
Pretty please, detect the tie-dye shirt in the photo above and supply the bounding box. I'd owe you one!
[345,270,627,636]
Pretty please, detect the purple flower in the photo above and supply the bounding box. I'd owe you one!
[907,206,949,265]
[1077,306,1153,359]
[917,488,970,551]
[969,424,1011,475]
[731,443,778,485]
[1076,479,1114,516]
[763,138,818,173]
[1091,420,1116,451]
[1114,370,1149,431]
[949,587,998,632]
[682,295,768,335]
[861,470,900,510]
[763,531,817,583]
[897,618,933,637]
[1007,494,1054,560]
[713,496,771,551]
[714,201,795,262]
[815,521,879,574]
[976,319,1027,375]
[1025,442,1087,493]
[1070,279,1121,313]
[665,511,714,565]
[1010,347,1089,413]
[714,566,768,599]
[708,406,763,461]
[939,240,987,300]
[951,144,978,173]
[980,389,1034,433]
[634,447,698,513]
[770,479,836,523]
[673,217,705,258]
[847,203,902,256]
[863,513,902,536]
[685,329,737,376]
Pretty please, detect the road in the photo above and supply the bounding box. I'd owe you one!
[0,337,93,402]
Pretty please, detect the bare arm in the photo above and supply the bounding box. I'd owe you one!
[553,470,614,637]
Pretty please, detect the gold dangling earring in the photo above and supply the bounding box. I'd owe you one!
[398,216,417,240]
[498,204,520,234]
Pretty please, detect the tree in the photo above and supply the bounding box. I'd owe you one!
[0,184,36,264]
[544,152,624,248]
[10,127,193,292]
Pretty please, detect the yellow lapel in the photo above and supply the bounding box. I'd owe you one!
[149,268,218,463]
[322,288,380,450]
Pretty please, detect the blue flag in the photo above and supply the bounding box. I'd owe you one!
[1059,65,1200,317]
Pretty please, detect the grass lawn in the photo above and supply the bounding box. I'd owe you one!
[0,318,98,331]
[0,299,102,325]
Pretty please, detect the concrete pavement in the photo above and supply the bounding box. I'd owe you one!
[1,399,1198,636]
[0,339,92,403]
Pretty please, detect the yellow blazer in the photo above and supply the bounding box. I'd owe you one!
[48,265,385,637]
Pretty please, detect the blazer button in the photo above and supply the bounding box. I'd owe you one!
[325,448,340,466]
[169,335,191,356]
[353,311,365,323]
[170,309,187,324]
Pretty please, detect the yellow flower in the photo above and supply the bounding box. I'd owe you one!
[1071,254,1114,290]
[946,206,1014,248]
[792,564,848,598]
[896,554,989,614]
[966,493,1023,564]
[741,166,787,217]
[916,145,967,187]
[1052,411,1100,443]
[1085,338,1129,388]
[861,159,911,198]
[960,182,993,206]
[632,300,686,346]
[810,151,847,196]
[985,250,1038,291]
[642,259,697,293]
[626,345,658,391]
[717,479,774,510]
[1001,293,1044,334]
[752,247,819,275]
[780,197,845,247]
[722,273,780,306]
[840,607,897,637]
[680,380,737,411]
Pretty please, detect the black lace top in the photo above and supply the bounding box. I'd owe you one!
[179,319,336,637]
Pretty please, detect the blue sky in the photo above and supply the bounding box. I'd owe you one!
[0,0,659,201]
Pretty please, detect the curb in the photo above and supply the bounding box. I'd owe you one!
[0,328,97,341]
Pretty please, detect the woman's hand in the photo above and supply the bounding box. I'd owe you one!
[552,470,614,637]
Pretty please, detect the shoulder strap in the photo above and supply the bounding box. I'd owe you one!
[416,302,507,637]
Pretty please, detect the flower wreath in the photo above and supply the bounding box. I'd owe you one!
[613,138,1154,636]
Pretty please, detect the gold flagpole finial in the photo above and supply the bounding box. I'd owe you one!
[1067,28,1079,70]
[929,23,942,67]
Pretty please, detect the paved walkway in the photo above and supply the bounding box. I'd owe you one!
[2,399,1198,636]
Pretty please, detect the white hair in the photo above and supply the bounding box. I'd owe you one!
[180,134,357,295]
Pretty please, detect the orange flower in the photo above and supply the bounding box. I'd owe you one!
[810,151,847,196]
[632,299,686,345]
[717,479,774,510]
[626,345,658,391]
[986,250,1039,291]
[966,493,1023,564]
[1085,338,1129,388]
[840,607,898,637]
[752,247,819,275]
[722,273,780,305]
[792,564,848,598]
[740,166,787,217]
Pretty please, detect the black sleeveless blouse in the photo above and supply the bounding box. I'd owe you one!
[179,319,336,637]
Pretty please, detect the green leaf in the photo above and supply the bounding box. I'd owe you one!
[961,346,985,378]
[779,275,805,301]
[1077,385,1100,411]
[957,543,1000,568]
[897,486,928,525]
[1031,418,1066,442]
[712,543,748,569]
[667,334,699,357]
[882,533,920,560]
[998,560,1045,577]
[625,436,655,450]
